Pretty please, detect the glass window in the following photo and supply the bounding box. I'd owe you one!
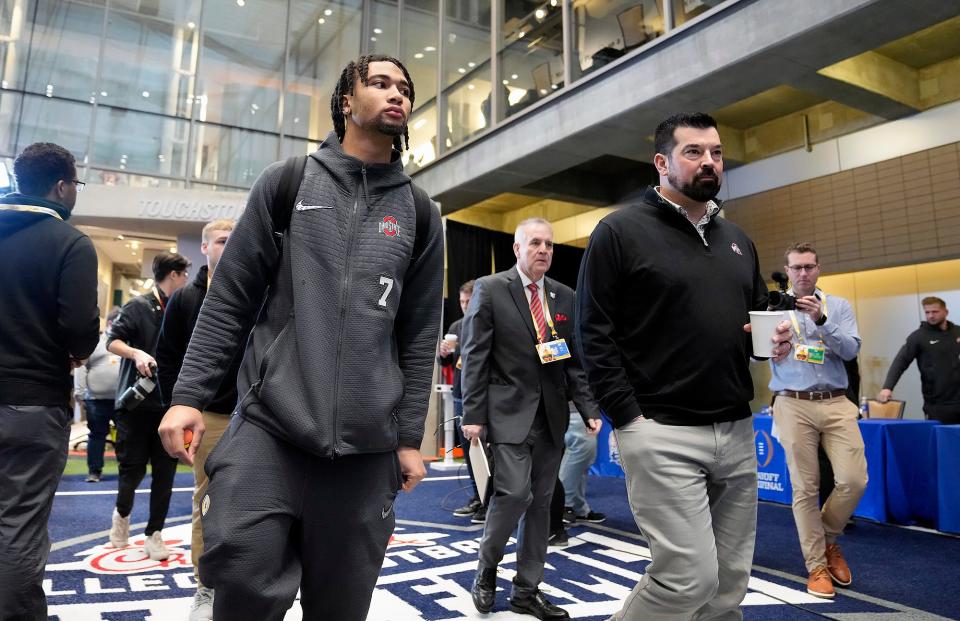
[15,93,91,159]
[403,102,436,172]
[0,91,21,156]
[444,75,490,150]
[672,0,726,27]
[368,0,399,57]
[191,122,279,188]
[401,0,438,114]
[571,0,664,81]
[196,0,287,133]
[284,0,363,141]
[499,0,564,120]
[91,107,188,178]
[98,1,200,118]
[442,0,491,150]
[88,168,187,189]
[21,0,106,102]
[281,136,322,159]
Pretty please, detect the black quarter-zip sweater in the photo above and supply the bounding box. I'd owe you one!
[576,187,769,428]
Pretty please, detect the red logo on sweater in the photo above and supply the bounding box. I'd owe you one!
[379,216,400,237]
[554,313,568,322]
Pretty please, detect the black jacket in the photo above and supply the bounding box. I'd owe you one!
[107,289,167,411]
[157,266,240,415]
[883,320,960,406]
[171,133,444,458]
[576,187,768,428]
[0,194,99,406]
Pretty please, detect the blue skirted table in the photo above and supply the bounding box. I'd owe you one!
[591,415,957,532]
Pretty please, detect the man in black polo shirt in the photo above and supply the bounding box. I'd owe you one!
[106,251,190,561]
[576,113,792,620]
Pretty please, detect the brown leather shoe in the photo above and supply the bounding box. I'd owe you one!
[807,565,835,599]
[825,542,852,586]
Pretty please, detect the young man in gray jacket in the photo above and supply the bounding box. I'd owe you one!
[75,307,122,482]
[159,55,443,621]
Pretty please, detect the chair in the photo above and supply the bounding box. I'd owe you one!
[866,399,905,419]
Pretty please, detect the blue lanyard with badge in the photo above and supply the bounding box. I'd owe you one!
[789,293,827,365]
[530,292,571,364]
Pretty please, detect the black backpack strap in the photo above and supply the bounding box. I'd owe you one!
[271,155,308,251]
[410,183,432,263]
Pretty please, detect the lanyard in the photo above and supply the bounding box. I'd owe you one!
[788,291,828,344]
[528,285,559,344]
[152,287,166,313]
[0,204,63,220]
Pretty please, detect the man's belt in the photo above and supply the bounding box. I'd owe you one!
[777,389,847,401]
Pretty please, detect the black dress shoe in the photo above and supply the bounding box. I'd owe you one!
[471,567,497,613]
[509,590,569,619]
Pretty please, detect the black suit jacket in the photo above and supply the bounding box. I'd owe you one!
[460,266,599,445]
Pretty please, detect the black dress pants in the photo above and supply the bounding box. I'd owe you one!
[0,404,71,620]
[115,406,178,535]
[200,416,403,621]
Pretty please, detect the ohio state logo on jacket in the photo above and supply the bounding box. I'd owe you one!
[380,215,400,237]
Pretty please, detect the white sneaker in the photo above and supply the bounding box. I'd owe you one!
[144,531,170,561]
[189,585,215,621]
[109,509,130,548]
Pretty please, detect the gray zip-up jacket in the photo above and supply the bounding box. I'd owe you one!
[171,133,444,458]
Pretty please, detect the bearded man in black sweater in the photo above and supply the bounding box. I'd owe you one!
[576,113,793,621]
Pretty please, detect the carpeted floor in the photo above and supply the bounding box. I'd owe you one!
[43,466,960,620]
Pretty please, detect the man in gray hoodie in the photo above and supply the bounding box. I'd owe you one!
[74,307,122,482]
[159,55,443,621]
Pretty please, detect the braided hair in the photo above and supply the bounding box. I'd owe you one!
[330,54,416,153]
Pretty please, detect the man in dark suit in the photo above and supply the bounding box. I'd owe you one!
[460,217,600,620]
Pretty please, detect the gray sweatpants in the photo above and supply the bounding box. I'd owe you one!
[199,415,403,621]
[611,416,757,621]
[0,404,71,620]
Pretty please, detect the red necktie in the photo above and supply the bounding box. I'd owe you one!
[528,283,549,343]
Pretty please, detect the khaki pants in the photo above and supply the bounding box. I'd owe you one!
[192,411,231,582]
[772,396,867,572]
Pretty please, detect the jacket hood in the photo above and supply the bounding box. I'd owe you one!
[0,193,71,238]
[310,131,411,195]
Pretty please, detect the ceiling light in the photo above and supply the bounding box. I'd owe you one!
[324,8,333,15]
[236,0,245,6]
[518,31,525,38]
[468,84,475,90]
[424,46,436,52]
[535,8,546,19]
[414,52,424,59]
[293,117,300,124]
[370,36,377,42]
[100,91,107,97]
[373,28,382,34]
[318,17,325,24]
[130,241,140,249]
[187,21,196,29]
[116,234,124,240]
[502,79,509,85]
[468,62,476,68]
[142,90,150,98]
[458,67,465,74]
[550,0,557,5]
[511,74,518,80]
[169,247,177,253]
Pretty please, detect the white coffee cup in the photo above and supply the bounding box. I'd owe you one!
[748,311,784,358]
[444,333,458,348]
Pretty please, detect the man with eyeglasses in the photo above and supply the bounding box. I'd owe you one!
[0,142,100,619]
[768,242,866,599]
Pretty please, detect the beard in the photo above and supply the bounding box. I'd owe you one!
[376,117,406,137]
[669,169,721,202]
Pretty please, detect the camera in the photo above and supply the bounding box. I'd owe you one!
[118,363,158,411]
[768,271,797,311]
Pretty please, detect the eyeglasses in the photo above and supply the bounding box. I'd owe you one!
[72,179,85,192]
[787,264,819,273]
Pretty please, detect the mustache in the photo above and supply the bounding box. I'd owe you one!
[696,170,719,181]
